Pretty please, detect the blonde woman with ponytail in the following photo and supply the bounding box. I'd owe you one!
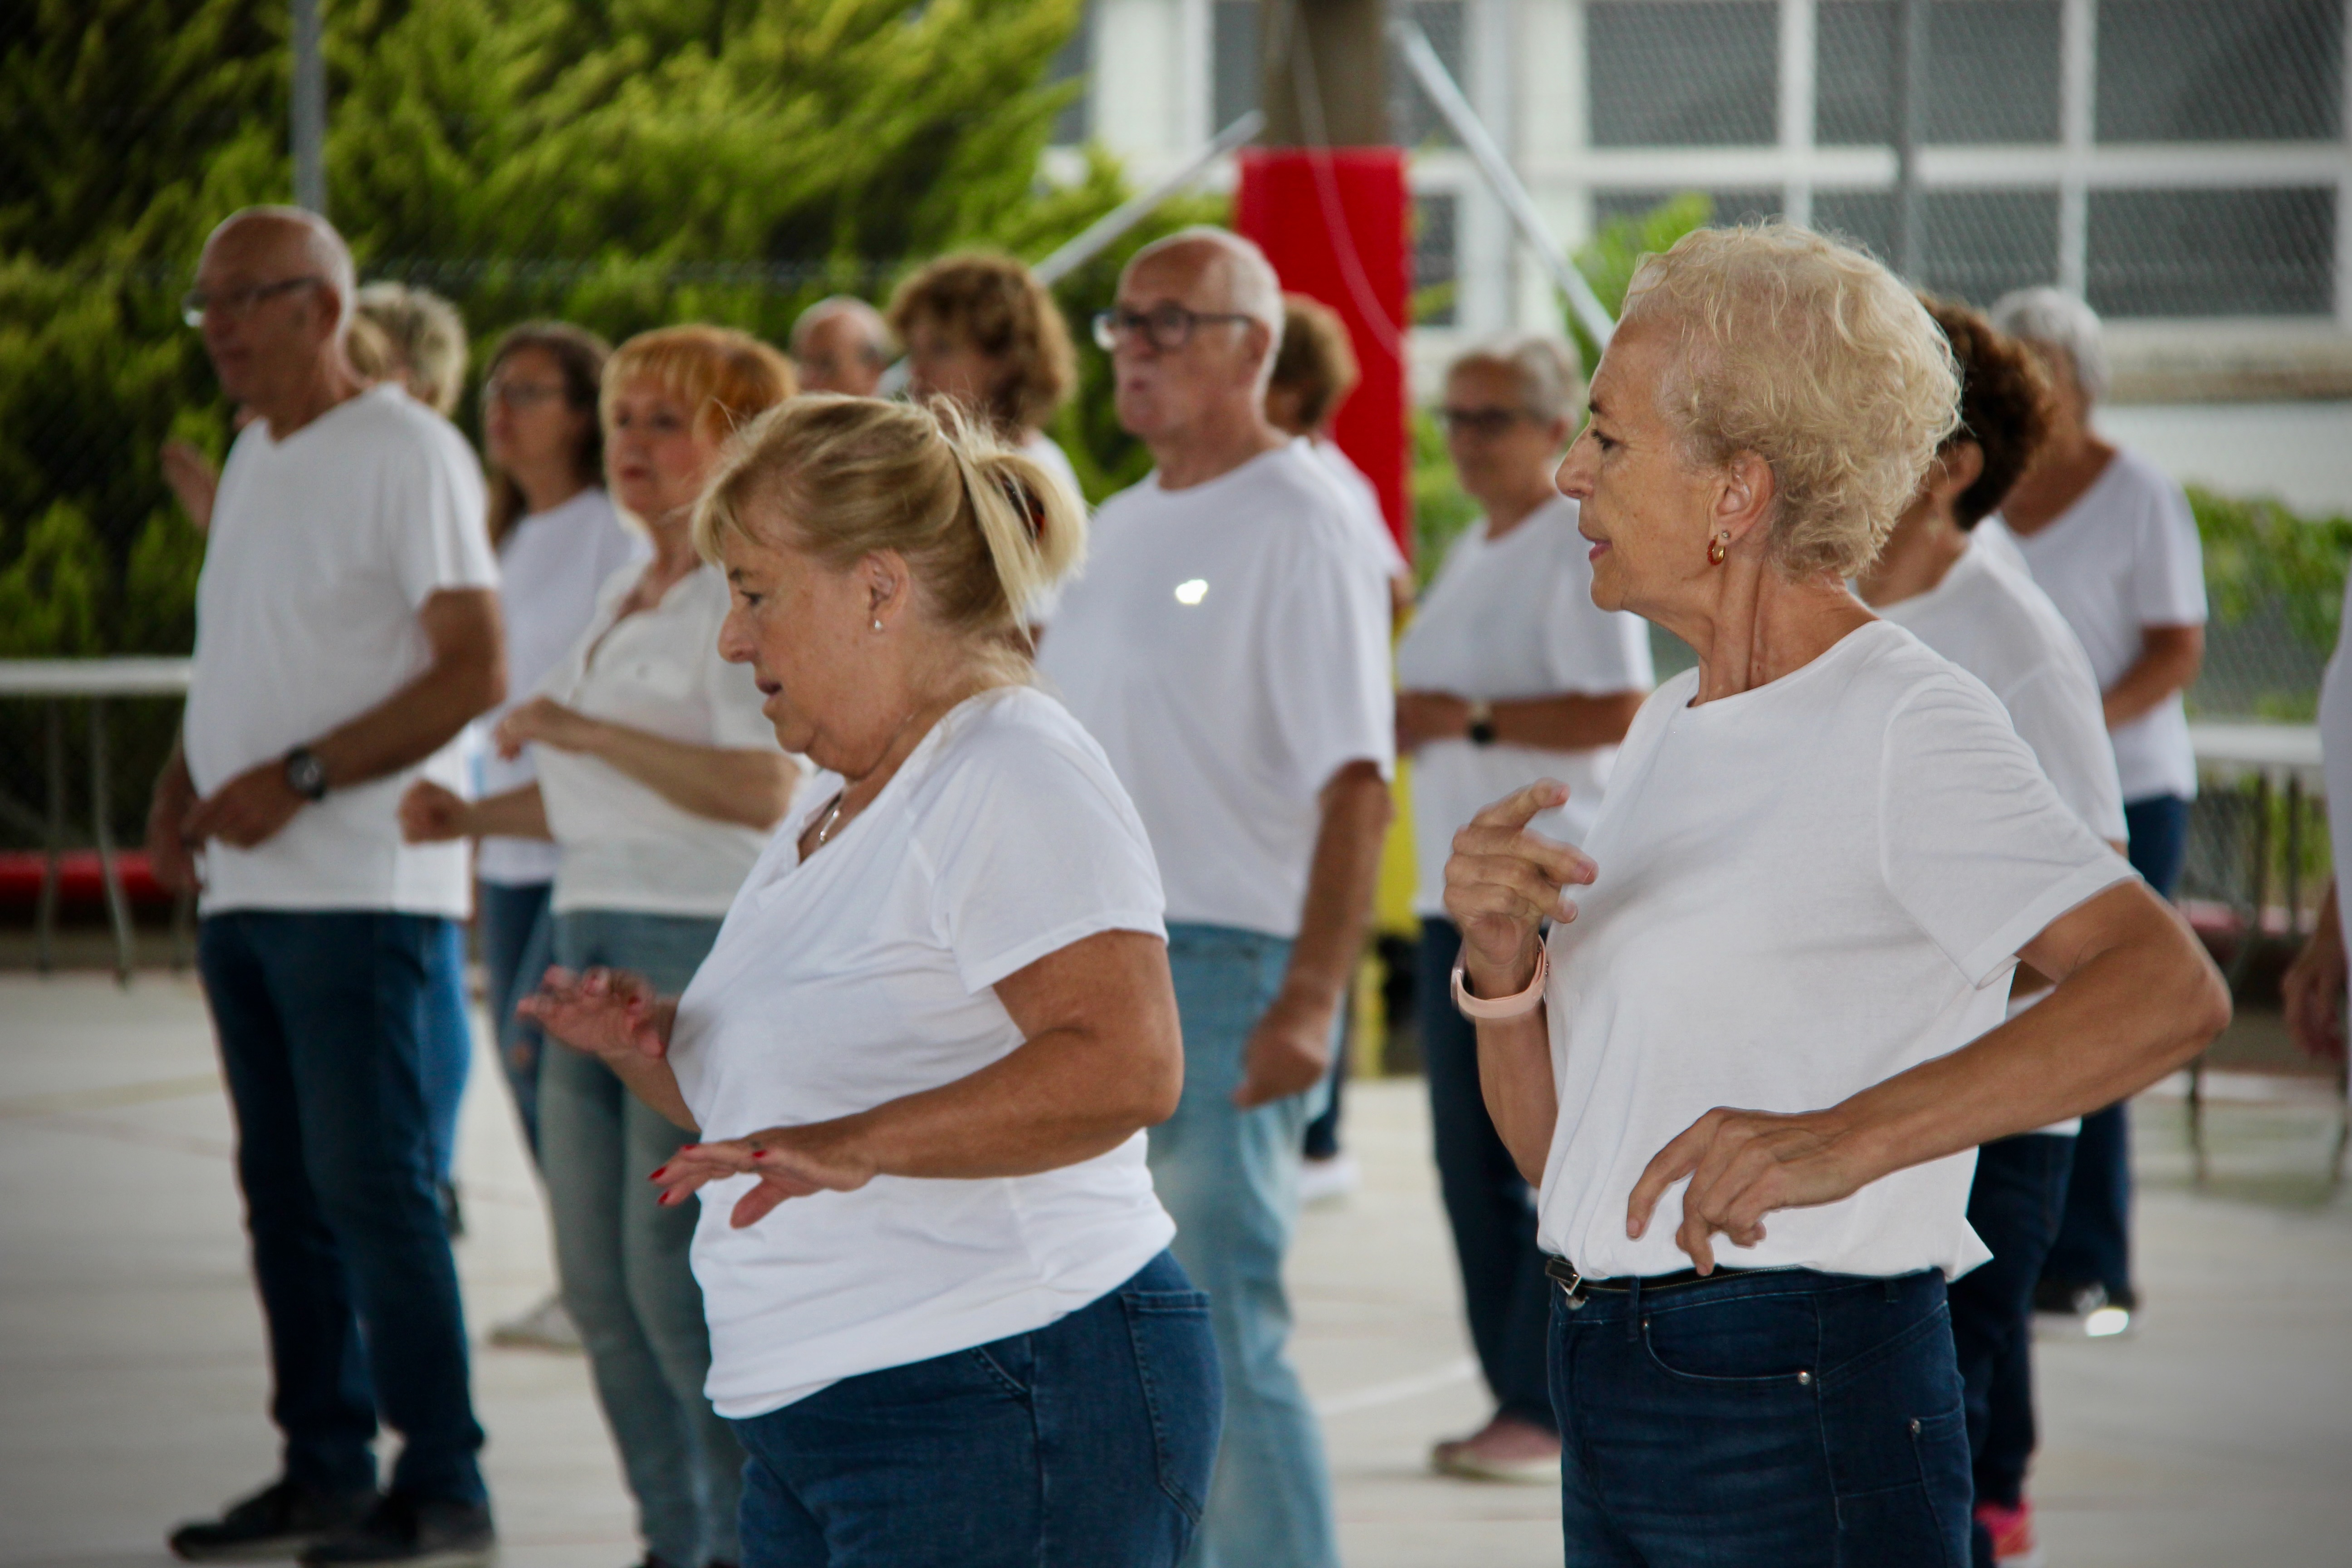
[522,395,1221,1568]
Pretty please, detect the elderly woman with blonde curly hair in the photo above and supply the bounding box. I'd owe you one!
[1445,223,2227,1565]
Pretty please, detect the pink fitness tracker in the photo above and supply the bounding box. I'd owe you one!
[1451,944,1550,1019]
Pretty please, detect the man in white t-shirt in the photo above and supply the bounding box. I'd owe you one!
[148,209,502,1566]
[1040,228,1394,1568]
[1989,288,2207,1331]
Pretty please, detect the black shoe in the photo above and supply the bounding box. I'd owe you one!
[2032,1277,2106,1317]
[297,1492,495,1567]
[169,1477,378,1562]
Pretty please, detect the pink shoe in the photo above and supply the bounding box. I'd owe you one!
[1975,1498,2046,1568]
[1430,1413,1560,1485]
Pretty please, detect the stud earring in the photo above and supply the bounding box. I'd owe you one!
[871,617,884,632]
[1707,532,1730,566]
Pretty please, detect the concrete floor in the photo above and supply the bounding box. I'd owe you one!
[3,972,2349,1567]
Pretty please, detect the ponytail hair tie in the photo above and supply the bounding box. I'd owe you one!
[1000,473,1047,539]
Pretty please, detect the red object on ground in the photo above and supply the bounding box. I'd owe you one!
[1235,147,1414,564]
[0,850,174,908]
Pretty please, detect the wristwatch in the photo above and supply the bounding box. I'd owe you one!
[1466,701,1498,748]
[282,745,329,803]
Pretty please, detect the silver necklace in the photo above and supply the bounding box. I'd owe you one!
[812,790,849,847]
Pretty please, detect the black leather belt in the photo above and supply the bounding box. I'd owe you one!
[1544,1254,1756,1301]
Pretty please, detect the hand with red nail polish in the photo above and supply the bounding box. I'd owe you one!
[646,1121,881,1228]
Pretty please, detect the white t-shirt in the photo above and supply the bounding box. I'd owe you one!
[1394,496,1652,916]
[2322,572,2352,972]
[1536,622,2133,1280]
[1039,443,1396,937]
[186,384,496,917]
[1877,535,2131,1138]
[669,685,1177,1418]
[533,564,788,917]
[1016,433,1085,626]
[1992,448,2207,803]
[1310,437,1409,579]
[476,490,647,885]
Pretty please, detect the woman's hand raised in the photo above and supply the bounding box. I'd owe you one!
[649,1122,882,1230]
[495,696,604,760]
[1441,779,1596,996]
[517,965,672,1064]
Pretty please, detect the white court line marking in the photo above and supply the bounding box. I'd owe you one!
[1313,1355,1479,1417]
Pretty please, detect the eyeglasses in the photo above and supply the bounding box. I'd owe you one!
[1091,305,1258,353]
[180,275,324,329]
[1440,405,1539,438]
[484,380,566,410]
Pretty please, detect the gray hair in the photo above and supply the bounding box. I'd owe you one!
[214,206,358,343]
[1447,333,1580,423]
[1989,286,2109,404]
[1130,226,1286,348]
[790,295,891,361]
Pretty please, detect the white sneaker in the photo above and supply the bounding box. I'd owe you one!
[490,1290,582,1352]
[1298,1153,1360,1208]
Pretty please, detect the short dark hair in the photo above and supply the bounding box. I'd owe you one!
[483,321,612,547]
[1920,294,2054,530]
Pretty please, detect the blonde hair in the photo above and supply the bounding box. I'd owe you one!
[602,325,797,450]
[353,282,469,415]
[694,396,1084,667]
[1621,222,1959,578]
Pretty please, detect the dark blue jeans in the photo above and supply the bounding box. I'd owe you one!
[197,910,487,1504]
[1419,918,1556,1432]
[475,878,554,1161]
[2043,792,2189,1300]
[420,918,471,1186]
[730,1250,1221,1568]
[1551,1267,1970,1567]
[1949,1134,2074,1567]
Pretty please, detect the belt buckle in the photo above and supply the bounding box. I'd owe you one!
[1554,1261,1588,1309]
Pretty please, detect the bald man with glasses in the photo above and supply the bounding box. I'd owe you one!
[1042,227,1394,1568]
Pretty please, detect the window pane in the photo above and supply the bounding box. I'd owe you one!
[1048,0,1096,145]
[1817,1,2060,146]
[1814,189,1897,258]
[1414,193,1460,327]
[1592,188,1784,229]
[1214,0,1259,132]
[1921,187,2059,303]
[2087,187,2336,317]
[1390,0,1467,148]
[1588,1,1778,147]
[2096,0,2343,143]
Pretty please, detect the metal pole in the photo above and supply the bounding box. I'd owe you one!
[1390,18,1616,350]
[1891,0,1927,279]
[1033,112,1268,286]
[291,0,327,215]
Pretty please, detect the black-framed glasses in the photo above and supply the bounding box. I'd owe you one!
[180,275,324,328]
[1440,405,1539,438]
[1091,305,1258,353]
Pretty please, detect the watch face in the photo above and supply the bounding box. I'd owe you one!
[285,750,327,799]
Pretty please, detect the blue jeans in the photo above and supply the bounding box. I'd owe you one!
[476,879,554,1160]
[1949,1134,2074,1567]
[731,1250,1221,1567]
[1152,923,1338,1568]
[420,919,472,1186]
[1418,918,1555,1431]
[2044,792,2188,1300]
[545,909,741,1567]
[1551,1267,1971,1567]
[196,910,487,1504]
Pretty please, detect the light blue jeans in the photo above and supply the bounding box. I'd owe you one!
[1150,923,1339,1568]
[544,909,741,1568]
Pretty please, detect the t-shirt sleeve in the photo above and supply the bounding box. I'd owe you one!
[1999,665,2129,845]
[383,423,496,608]
[2129,466,2207,627]
[921,721,1169,994]
[1263,518,1398,791]
[1879,676,2135,987]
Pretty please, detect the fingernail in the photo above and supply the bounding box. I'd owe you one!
[649,1166,667,1181]
[750,1149,769,1160]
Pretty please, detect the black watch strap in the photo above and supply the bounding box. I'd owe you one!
[283,745,329,802]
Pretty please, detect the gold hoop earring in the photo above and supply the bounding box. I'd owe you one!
[1707,533,1729,567]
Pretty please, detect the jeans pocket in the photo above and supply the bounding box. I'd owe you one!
[1122,1287,1222,1523]
[967,1335,1036,1402]
[1640,1290,1821,1388]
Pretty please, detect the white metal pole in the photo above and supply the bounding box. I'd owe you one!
[1390,17,1615,347]
[290,0,326,215]
[1033,110,1268,286]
